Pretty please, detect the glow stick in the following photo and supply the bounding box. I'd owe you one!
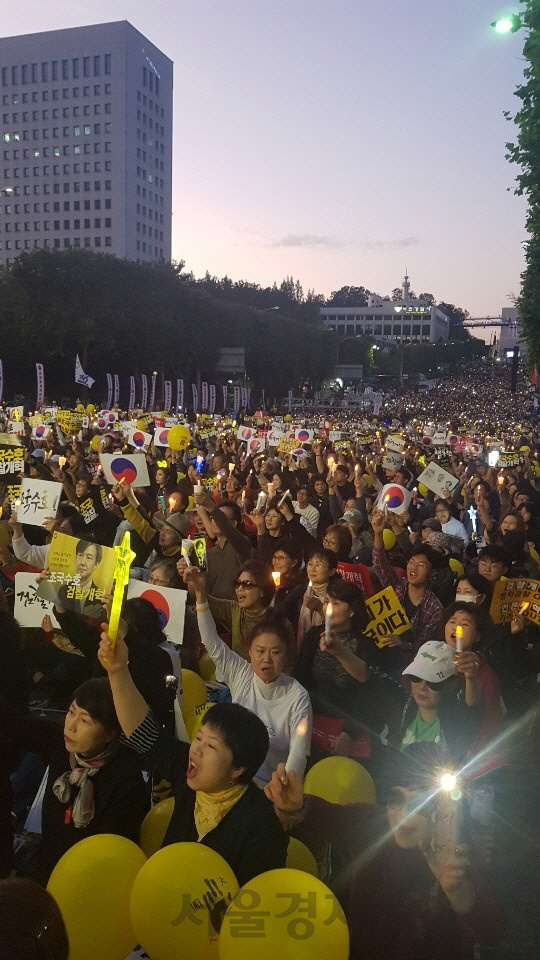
[108,531,136,649]
[285,718,308,775]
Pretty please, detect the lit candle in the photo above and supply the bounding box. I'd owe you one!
[181,545,192,566]
[267,482,275,497]
[272,571,281,588]
[168,496,176,509]
[278,489,290,507]
[256,490,267,511]
[228,461,235,475]
[325,601,333,648]
[285,718,309,775]
[58,456,67,468]
[455,624,463,653]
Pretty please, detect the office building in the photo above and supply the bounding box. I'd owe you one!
[0,21,173,265]
[320,273,450,344]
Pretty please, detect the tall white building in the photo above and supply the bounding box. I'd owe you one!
[320,273,450,344]
[0,21,173,265]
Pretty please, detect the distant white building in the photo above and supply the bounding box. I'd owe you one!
[0,21,173,266]
[320,273,450,344]
[496,307,526,360]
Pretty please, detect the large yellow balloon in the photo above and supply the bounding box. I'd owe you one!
[90,434,101,453]
[304,757,376,805]
[382,528,396,551]
[181,669,208,723]
[286,838,319,877]
[168,424,191,451]
[130,842,239,960]
[47,834,146,960]
[417,482,429,497]
[187,702,215,742]
[199,652,217,683]
[75,402,85,412]
[449,557,464,578]
[140,797,175,858]
[86,403,95,413]
[219,869,349,960]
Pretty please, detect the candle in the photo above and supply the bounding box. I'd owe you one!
[272,571,281,588]
[285,718,308,775]
[168,496,176,509]
[58,456,67,468]
[181,545,192,566]
[256,490,267,511]
[278,489,290,507]
[325,601,333,648]
[193,483,203,494]
[228,461,235,475]
[455,624,463,653]
[434,771,463,865]
[267,482,275,497]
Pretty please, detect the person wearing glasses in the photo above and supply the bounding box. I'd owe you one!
[371,507,443,664]
[183,566,311,786]
[185,559,279,660]
[264,742,502,960]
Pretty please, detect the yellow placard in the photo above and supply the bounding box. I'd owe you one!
[490,577,540,625]
[364,586,411,647]
[35,531,116,619]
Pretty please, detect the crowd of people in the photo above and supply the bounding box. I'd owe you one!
[0,359,539,959]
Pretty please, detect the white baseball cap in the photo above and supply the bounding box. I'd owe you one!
[402,641,458,684]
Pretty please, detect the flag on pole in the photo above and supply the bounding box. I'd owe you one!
[75,354,95,389]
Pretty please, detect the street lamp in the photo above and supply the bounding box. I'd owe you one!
[491,13,521,33]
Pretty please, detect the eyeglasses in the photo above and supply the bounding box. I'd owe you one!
[407,559,429,569]
[478,559,503,569]
[234,579,259,590]
[407,674,454,691]
[149,576,169,586]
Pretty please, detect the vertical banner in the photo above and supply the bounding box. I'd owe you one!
[222,385,228,412]
[201,382,209,411]
[240,386,248,410]
[261,388,265,409]
[129,376,136,411]
[209,384,216,414]
[35,363,45,408]
[192,383,198,412]
[0,360,3,404]
[287,389,293,411]
[149,373,157,411]
[113,374,120,407]
[176,378,184,410]
[233,386,240,411]
[106,373,113,409]
[141,374,148,411]
[246,387,251,411]
[164,380,172,412]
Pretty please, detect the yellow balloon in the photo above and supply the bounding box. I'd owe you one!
[449,558,464,577]
[139,797,175,858]
[130,842,239,960]
[187,702,215,742]
[136,418,148,430]
[168,424,191,451]
[382,528,396,551]
[86,403,95,413]
[286,838,319,877]
[199,652,217,682]
[47,834,146,960]
[304,757,376,805]
[219,869,349,960]
[283,413,292,422]
[417,483,428,497]
[520,445,531,453]
[90,434,101,452]
[75,402,85,412]
[181,668,208,723]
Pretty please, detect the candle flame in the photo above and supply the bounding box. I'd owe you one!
[271,571,281,587]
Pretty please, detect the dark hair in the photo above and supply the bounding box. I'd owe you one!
[247,611,295,664]
[0,878,69,960]
[238,560,275,607]
[499,509,526,533]
[70,678,120,738]
[202,702,269,784]
[335,464,349,478]
[75,539,103,565]
[272,539,303,566]
[265,497,286,523]
[410,543,443,571]
[477,544,510,566]
[122,597,167,646]
[501,530,528,558]
[327,577,369,631]
[217,499,242,525]
[439,601,490,646]
[313,474,328,486]
[306,546,338,571]
[149,558,182,588]
[323,523,352,561]
[456,572,490,598]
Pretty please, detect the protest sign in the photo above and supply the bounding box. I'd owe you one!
[99,453,150,487]
[337,562,373,598]
[14,573,60,629]
[127,580,187,645]
[36,531,116,619]
[490,577,540,626]
[385,435,405,453]
[376,483,412,515]
[416,463,459,497]
[382,450,404,471]
[18,478,62,527]
[127,427,152,451]
[364,586,411,648]
[0,438,24,476]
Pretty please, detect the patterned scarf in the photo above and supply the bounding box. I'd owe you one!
[296,582,329,649]
[52,741,119,829]
[194,783,248,840]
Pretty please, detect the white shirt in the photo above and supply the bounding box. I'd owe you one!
[293,501,320,537]
[196,602,312,786]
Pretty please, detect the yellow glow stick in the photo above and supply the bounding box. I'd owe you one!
[108,531,136,649]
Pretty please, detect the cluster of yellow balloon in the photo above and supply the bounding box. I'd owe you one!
[382,528,396,551]
[304,756,376,805]
[219,868,349,960]
[47,834,146,960]
[181,668,212,740]
[167,424,191,451]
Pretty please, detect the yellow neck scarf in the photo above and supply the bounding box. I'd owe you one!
[194,783,248,840]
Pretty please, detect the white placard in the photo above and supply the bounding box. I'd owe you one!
[382,450,404,471]
[18,478,62,527]
[14,572,60,628]
[376,483,412,515]
[127,580,186,645]
[99,453,151,487]
[416,463,459,497]
[385,435,405,452]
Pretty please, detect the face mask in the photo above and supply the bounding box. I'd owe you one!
[455,594,478,604]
